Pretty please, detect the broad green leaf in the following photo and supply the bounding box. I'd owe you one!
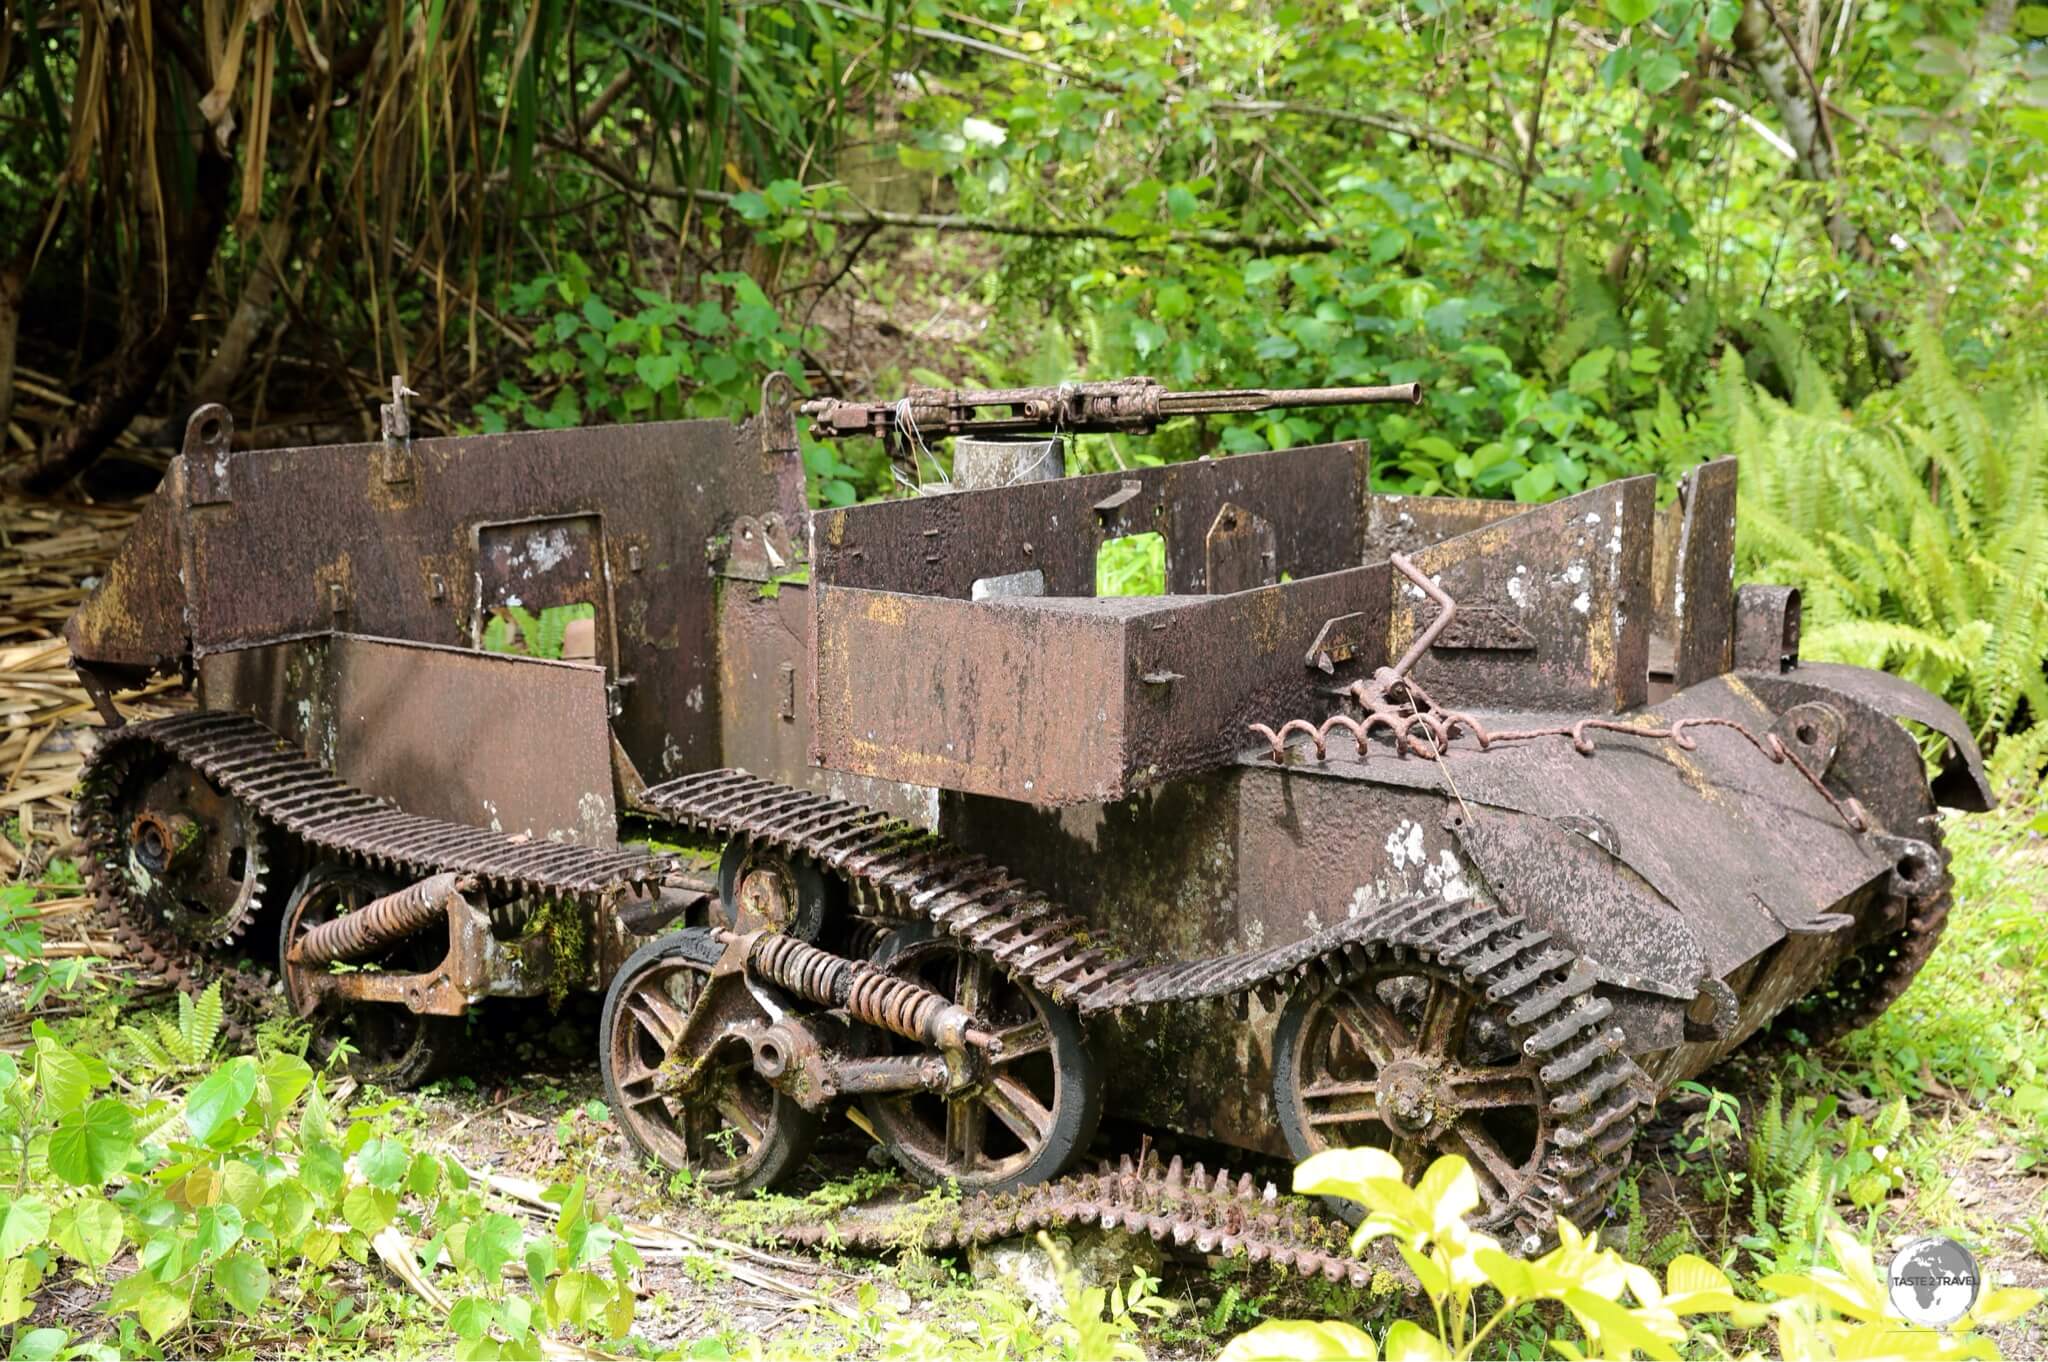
[301,1227,341,1270]
[635,352,682,390]
[48,1098,135,1186]
[220,1160,266,1216]
[301,1138,346,1202]
[214,1252,271,1317]
[32,1040,94,1116]
[357,1137,410,1190]
[185,1057,259,1143]
[191,1204,244,1259]
[1293,1147,1404,1207]
[1605,0,1656,24]
[1416,1155,1479,1229]
[469,1212,523,1282]
[258,1054,313,1129]
[449,1296,496,1340]
[109,1273,191,1341]
[51,1201,122,1269]
[8,1327,70,1360]
[1381,1319,1449,1361]
[0,1199,51,1257]
[407,1151,442,1198]
[342,1185,397,1237]
[0,1257,39,1327]
[1218,1319,1381,1361]
[548,1270,611,1329]
[1967,1286,2045,1327]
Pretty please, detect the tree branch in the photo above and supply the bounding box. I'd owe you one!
[540,135,1339,253]
[1731,0,1905,380]
[1206,99,1520,175]
[6,148,233,494]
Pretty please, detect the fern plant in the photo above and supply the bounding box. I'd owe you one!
[1727,323,2048,791]
[118,981,226,1075]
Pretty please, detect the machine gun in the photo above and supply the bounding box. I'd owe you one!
[800,377,1423,452]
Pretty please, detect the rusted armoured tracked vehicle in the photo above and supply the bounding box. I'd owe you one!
[66,376,1990,1253]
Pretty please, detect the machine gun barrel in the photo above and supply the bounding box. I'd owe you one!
[801,377,1422,443]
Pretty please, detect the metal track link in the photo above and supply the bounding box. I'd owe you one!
[77,712,671,1024]
[80,712,665,903]
[766,1152,1386,1287]
[642,770,1647,1240]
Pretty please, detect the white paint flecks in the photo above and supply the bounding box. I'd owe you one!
[1424,849,1474,903]
[578,790,609,842]
[1385,819,1426,870]
[523,527,576,575]
[1572,590,1591,615]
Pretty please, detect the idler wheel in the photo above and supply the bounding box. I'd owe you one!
[1776,827,1953,1047]
[716,838,835,941]
[279,863,461,1089]
[858,923,1100,1194]
[1274,953,1568,1236]
[111,754,278,948]
[600,932,820,1193]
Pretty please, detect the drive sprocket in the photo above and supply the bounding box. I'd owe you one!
[77,736,285,1037]
[89,742,280,949]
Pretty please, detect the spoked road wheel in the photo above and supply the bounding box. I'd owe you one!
[601,932,820,1194]
[1276,964,1551,1213]
[860,923,1101,1194]
[1272,906,1644,1247]
[279,863,462,1089]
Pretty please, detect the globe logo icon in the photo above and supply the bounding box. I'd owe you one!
[1887,1236,1981,1327]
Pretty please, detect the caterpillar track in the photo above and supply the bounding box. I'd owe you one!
[641,769,1646,1241]
[77,714,1642,1246]
[77,711,670,1033]
[764,1151,1389,1287]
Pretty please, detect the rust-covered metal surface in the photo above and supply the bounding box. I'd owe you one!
[69,414,798,788]
[1386,479,1656,714]
[66,376,1997,1259]
[198,632,618,845]
[814,565,1391,804]
[809,442,1370,599]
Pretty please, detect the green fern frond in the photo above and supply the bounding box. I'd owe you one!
[183,983,225,1064]
[120,1024,178,1072]
[1733,333,2048,793]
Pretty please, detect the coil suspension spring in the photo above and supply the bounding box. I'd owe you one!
[744,931,1001,1054]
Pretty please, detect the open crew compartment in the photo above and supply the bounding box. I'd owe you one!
[805,444,1392,805]
[805,442,1704,806]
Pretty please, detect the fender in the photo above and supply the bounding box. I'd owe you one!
[1739,662,1994,815]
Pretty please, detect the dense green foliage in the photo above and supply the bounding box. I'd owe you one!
[1726,328,2048,786]
[15,0,2041,767]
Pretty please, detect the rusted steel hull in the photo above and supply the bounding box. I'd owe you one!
[66,384,1990,1238]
